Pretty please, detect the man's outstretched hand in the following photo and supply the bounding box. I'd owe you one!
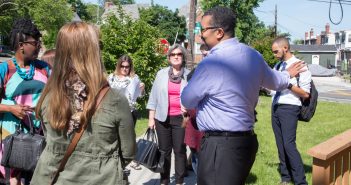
[286,61,306,78]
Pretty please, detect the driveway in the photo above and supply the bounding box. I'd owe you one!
[312,76,351,103]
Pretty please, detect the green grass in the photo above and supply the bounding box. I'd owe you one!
[135,96,351,184]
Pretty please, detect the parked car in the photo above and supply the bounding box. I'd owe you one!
[0,45,14,57]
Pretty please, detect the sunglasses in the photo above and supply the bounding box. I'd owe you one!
[22,40,41,47]
[170,52,183,57]
[201,26,219,34]
[121,65,130,69]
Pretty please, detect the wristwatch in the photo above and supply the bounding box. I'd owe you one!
[287,83,293,90]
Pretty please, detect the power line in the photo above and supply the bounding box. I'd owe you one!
[307,0,351,5]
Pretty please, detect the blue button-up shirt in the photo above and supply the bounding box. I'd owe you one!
[181,38,290,132]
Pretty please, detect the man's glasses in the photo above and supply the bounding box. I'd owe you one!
[121,65,130,69]
[169,52,183,57]
[22,40,41,47]
[201,26,219,34]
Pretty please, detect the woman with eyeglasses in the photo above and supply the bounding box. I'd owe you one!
[107,55,144,170]
[0,19,50,185]
[147,44,190,185]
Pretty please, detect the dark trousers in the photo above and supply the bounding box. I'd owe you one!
[197,133,258,185]
[272,104,307,185]
[155,116,186,184]
[131,110,138,127]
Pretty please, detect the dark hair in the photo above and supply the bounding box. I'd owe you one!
[203,6,236,37]
[200,44,209,51]
[273,36,290,50]
[114,54,135,77]
[9,18,42,51]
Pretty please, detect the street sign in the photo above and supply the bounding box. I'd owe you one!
[158,38,170,55]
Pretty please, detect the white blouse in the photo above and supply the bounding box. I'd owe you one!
[108,74,143,111]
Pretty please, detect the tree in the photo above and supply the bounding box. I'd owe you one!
[101,6,167,109]
[0,0,72,48]
[139,5,186,44]
[201,0,266,44]
[106,0,135,5]
[85,3,104,23]
[68,0,91,21]
[29,0,73,49]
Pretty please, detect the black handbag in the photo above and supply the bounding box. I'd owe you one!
[1,113,46,171]
[135,128,164,173]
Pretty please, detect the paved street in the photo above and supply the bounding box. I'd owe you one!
[128,148,197,185]
[312,76,351,103]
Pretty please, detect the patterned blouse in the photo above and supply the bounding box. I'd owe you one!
[108,74,143,111]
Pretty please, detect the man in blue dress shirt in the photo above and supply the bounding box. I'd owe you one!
[181,6,305,185]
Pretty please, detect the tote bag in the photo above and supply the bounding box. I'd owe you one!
[135,128,164,173]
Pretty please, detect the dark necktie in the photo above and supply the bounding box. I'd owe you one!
[272,62,287,105]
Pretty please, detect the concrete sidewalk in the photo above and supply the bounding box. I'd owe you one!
[127,138,197,185]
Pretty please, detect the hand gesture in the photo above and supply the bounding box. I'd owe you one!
[286,61,307,78]
[10,104,32,120]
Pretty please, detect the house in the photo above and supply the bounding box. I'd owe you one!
[101,2,150,23]
[291,44,337,68]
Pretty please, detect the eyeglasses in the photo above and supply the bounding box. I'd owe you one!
[169,52,183,57]
[201,26,220,34]
[121,65,130,69]
[22,40,41,47]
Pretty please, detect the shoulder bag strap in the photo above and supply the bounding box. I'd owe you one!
[50,85,110,185]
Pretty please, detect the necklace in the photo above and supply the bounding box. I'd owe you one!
[12,58,35,80]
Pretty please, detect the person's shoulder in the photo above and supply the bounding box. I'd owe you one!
[34,59,50,69]
[156,66,170,76]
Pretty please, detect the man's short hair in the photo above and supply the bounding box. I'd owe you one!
[9,19,42,51]
[203,6,236,37]
[273,36,290,50]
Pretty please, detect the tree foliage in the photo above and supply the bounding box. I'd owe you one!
[101,7,167,109]
[251,27,292,68]
[0,0,72,48]
[201,0,265,44]
[106,0,135,5]
[139,5,187,44]
[68,0,91,21]
[85,3,104,24]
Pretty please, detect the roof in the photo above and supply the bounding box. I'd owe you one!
[72,12,82,22]
[102,4,150,20]
[291,45,337,53]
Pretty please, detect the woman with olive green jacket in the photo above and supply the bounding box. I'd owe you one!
[30,22,136,185]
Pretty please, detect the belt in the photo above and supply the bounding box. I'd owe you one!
[204,130,255,137]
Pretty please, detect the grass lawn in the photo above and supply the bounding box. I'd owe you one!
[135,96,351,184]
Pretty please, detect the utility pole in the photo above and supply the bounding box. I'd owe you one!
[274,4,277,37]
[187,0,197,69]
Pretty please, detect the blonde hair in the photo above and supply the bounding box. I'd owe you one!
[36,22,107,130]
[114,54,135,77]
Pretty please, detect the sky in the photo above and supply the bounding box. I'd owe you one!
[83,0,351,41]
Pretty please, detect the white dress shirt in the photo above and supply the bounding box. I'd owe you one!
[271,55,312,106]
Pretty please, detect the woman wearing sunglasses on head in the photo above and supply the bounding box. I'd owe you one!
[107,54,145,170]
[147,44,190,185]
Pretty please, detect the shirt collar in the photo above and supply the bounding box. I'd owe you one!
[284,55,297,65]
[208,38,239,55]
